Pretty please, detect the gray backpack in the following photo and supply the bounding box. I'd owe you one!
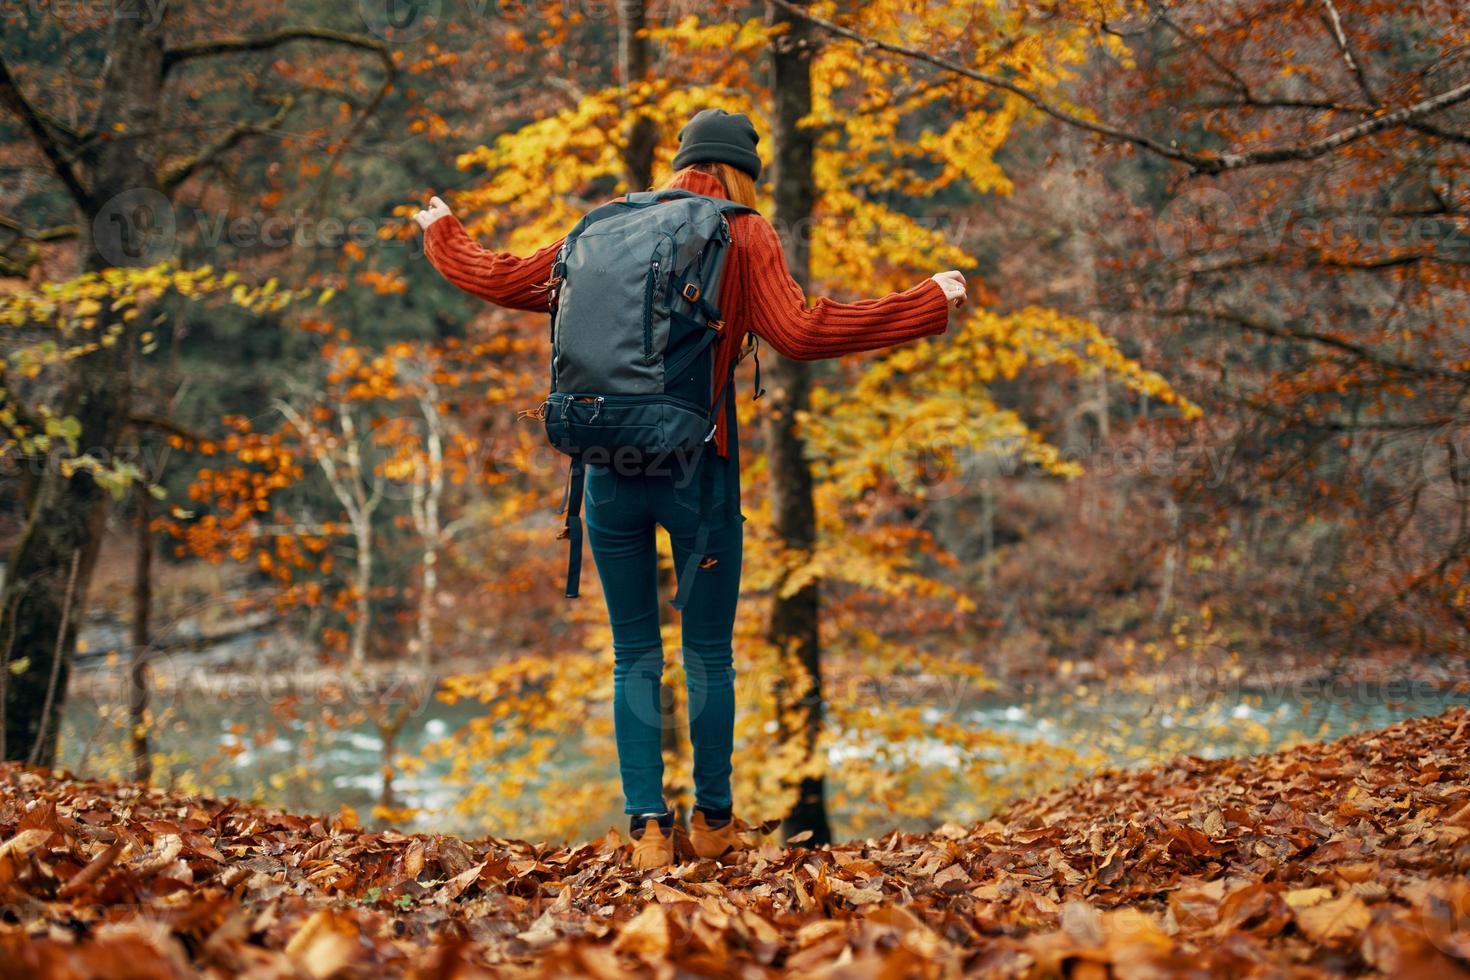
[540,188,760,609]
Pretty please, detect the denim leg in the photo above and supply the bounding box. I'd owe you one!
[666,514,743,811]
[584,466,667,815]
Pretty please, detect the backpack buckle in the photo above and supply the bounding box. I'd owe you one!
[681,282,701,303]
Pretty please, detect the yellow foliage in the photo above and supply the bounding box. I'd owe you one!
[413,0,1200,835]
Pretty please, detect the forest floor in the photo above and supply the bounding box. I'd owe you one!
[2,710,1468,978]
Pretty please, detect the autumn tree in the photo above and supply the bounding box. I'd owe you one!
[0,264,312,765]
[0,8,393,765]
[780,0,1470,657]
[410,0,1192,840]
[763,0,829,844]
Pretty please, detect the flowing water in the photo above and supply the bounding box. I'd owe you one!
[59,649,1470,843]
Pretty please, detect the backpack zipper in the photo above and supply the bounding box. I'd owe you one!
[643,259,659,361]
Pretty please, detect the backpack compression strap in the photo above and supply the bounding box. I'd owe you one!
[557,453,586,598]
[670,359,741,611]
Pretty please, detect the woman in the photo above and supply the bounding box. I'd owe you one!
[413,108,966,869]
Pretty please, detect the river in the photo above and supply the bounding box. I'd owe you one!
[58,652,1469,843]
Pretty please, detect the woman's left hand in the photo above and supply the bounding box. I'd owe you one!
[413,195,452,231]
[931,270,967,308]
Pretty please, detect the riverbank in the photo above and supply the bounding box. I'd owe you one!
[4,708,1467,976]
[58,640,1470,843]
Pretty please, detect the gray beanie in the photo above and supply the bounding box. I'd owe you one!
[671,108,762,181]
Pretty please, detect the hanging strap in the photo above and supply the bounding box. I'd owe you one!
[670,363,741,610]
[671,443,712,612]
[728,349,748,522]
[740,333,764,402]
[558,454,586,598]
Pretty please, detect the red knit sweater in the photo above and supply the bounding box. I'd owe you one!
[422,169,951,456]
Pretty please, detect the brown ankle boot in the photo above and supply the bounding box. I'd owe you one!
[630,817,674,870]
[690,809,747,860]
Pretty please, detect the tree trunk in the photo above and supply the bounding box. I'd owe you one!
[352,520,374,666]
[130,484,153,783]
[618,0,687,817]
[413,391,443,668]
[618,0,657,193]
[377,702,411,818]
[765,0,831,846]
[1,14,165,766]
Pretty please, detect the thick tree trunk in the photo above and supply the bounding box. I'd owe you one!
[765,0,831,846]
[0,15,164,766]
[618,0,686,816]
[618,0,657,193]
[130,485,153,783]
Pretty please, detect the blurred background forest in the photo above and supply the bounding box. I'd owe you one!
[1,0,1467,845]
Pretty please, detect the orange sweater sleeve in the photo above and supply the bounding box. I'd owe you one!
[422,214,562,313]
[731,213,951,361]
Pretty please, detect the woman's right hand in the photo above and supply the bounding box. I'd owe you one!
[931,270,967,308]
[413,195,453,231]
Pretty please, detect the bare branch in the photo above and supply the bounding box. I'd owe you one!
[0,215,78,242]
[126,413,204,444]
[159,96,296,192]
[1160,306,1470,382]
[162,27,395,80]
[0,215,78,277]
[1320,0,1376,104]
[765,0,1470,176]
[0,55,91,209]
[164,28,400,211]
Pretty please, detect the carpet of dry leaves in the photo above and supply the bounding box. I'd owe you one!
[1,709,1468,978]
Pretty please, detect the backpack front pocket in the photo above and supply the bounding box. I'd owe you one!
[545,392,712,459]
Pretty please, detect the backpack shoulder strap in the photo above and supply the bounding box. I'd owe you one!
[624,187,758,216]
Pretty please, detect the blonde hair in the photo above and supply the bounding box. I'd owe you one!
[653,161,759,210]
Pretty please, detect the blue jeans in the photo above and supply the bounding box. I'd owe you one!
[584,451,743,814]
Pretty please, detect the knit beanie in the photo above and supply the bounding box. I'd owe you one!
[671,108,762,181]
